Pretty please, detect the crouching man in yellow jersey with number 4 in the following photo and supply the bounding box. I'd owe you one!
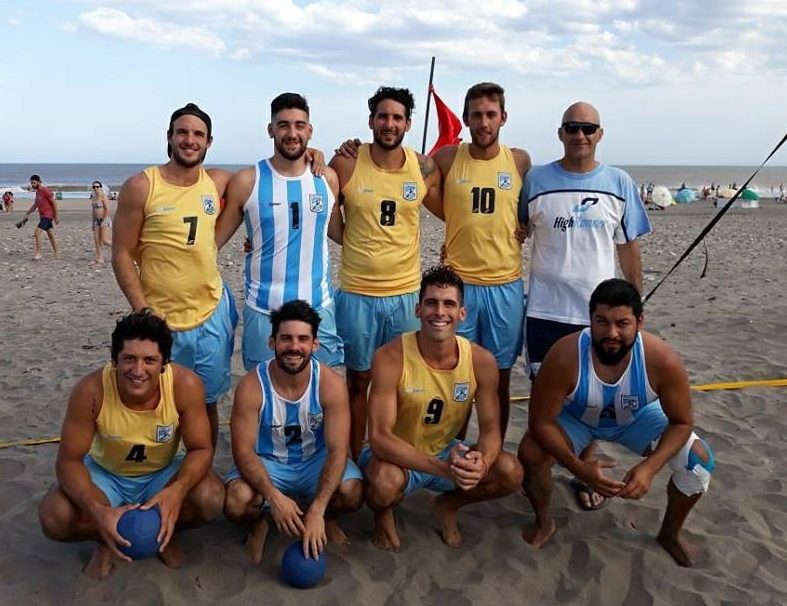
[38,311,224,579]
[360,266,523,550]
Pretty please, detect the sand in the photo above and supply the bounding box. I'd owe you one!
[1,197,786,605]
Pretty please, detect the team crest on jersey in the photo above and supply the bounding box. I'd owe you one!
[403,182,418,201]
[201,195,217,215]
[155,424,175,443]
[309,194,324,213]
[621,395,639,411]
[308,413,324,430]
[453,382,470,402]
[498,172,512,190]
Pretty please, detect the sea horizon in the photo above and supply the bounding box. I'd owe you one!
[3,162,787,198]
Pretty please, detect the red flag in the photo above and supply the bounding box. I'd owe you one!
[427,86,462,156]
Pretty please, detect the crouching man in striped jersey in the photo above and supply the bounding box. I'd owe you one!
[224,300,363,563]
[519,279,714,566]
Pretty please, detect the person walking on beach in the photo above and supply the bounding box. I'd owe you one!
[21,174,59,260]
[112,103,238,448]
[518,279,713,567]
[362,266,523,551]
[38,310,224,579]
[224,300,363,564]
[328,86,443,459]
[2,190,13,212]
[90,180,112,263]
[214,92,344,371]
[431,82,531,440]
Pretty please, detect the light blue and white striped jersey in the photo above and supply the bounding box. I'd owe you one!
[518,161,651,325]
[255,358,326,464]
[243,160,335,313]
[564,328,658,428]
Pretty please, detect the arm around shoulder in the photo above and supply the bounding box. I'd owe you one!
[512,148,532,178]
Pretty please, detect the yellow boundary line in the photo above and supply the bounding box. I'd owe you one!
[2,378,785,450]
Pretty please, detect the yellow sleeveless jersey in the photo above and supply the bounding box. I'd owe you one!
[339,144,426,296]
[444,144,523,284]
[394,332,477,455]
[137,167,222,330]
[89,363,181,476]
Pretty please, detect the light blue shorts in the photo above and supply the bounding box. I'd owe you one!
[358,439,466,496]
[225,448,362,500]
[171,284,238,403]
[242,301,344,370]
[85,454,184,508]
[556,401,669,457]
[457,280,525,369]
[335,290,420,371]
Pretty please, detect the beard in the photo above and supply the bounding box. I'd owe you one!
[591,334,636,366]
[470,128,499,150]
[274,349,311,375]
[373,129,405,151]
[275,138,308,161]
[171,145,207,168]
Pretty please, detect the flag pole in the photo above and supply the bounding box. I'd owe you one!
[421,56,436,154]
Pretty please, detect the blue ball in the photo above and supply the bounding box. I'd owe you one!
[280,541,327,588]
[116,507,161,560]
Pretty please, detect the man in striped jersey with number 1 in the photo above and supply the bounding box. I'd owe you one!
[216,93,344,371]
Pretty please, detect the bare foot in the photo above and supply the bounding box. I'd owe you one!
[159,539,184,569]
[372,510,401,551]
[326,519,350,545]
[522,520,556,549]
[32,253,42,261]
[245,518,269,564]
[657,531,696,567]
[83,544,115,580]
[432,495,462,548]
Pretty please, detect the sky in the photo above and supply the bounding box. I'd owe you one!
[2,0,787,166]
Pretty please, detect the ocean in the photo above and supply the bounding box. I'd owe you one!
[2,163,787,199]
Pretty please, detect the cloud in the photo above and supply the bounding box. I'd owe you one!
[77,7,226,56]
[70,1,787,83]
[8,18,21,26]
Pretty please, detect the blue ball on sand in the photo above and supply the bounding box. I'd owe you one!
[280,541,327,588]
[116,507,162,560]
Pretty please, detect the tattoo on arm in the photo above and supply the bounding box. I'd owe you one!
[418,154,436,179]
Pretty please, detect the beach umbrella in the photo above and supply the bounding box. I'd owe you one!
[718,187,736,198]
[651,185,674,208]
[674,189,696,204]
[740,188,759,200]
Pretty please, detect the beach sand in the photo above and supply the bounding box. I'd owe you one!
[1,198,786,605]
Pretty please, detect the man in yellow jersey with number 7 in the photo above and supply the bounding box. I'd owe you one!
[112,103,238,448]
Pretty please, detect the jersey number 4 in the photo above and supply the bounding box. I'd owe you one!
[125,444,148,463]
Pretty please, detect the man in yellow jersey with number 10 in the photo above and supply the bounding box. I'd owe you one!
[112,103,238,448]
[432,83,531,441]
[329,87,444,460]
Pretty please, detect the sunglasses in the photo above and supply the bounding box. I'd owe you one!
[92,185,101,189]
[562,122,600,135]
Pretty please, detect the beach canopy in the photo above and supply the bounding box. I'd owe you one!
[718,187,736,198]
[740,188,759,200]
[651,185,675,208]
[674,188,696,204]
